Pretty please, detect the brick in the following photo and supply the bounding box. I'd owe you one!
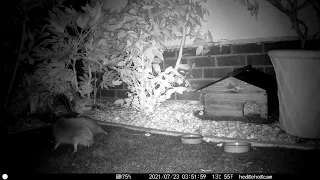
[164,59,188,69]
[102,81,126,90]
[232,43,262,54]
[186,69,202,79]
[252,67,265,72]
[164,50,176,58]
[247,54,272,65]
[206,45,231,55]
[263,41,301,52]
[97,89,115,98]
[189,57,215,67]
[169,92,176,100]
[159,62,164,70]
[122,83,128,90]
[176,91,201,101]
[113,84,123,89]
[108,81,126,89]
[203,68,232,78]
[91,72,103,79]
[163,59,176,69]
[183,47,197,57]
[116,90,129,98]
[181,59,188,64]
[265,67,276,76]
[233,66,264,73]
[305,40,320,50]
[188,80,215,90]
[216,55,246,66]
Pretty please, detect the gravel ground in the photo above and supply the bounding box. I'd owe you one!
[4,98,320,174]
[7,98,319,147]
[83,99,317,145]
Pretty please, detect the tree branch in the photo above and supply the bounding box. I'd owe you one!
[297,0,316,11]
[174,0,191,71]
[266,0,291,15]
[266,0,314,49]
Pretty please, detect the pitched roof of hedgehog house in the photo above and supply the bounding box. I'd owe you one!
[195,65,277,92]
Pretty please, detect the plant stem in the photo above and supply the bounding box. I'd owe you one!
[4,19,27,113]
[87,63,92,102]
[174,0,191,71]
[72,59,81,97]
[266,0,314,49]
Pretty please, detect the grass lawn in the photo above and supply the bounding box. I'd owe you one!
[3,124,320,174]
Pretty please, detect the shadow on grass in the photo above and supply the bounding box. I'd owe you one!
[3,125,320,173]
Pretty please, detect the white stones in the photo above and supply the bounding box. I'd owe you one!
[88,100,301,144]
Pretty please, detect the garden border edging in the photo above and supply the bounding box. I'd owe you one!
[97,121,319,151]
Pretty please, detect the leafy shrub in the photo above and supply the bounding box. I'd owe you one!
[10,0,259,115]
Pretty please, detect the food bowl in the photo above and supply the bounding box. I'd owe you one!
[223,142,251,153]
[181,134,203,144]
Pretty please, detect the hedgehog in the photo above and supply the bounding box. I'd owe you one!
[53,117,94,153]
[70,116,108,136]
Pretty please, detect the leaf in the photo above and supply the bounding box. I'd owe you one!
[86,3,92,12]
[127,31,137,37]
[27,55,35,65]
[48,68,60,76]
[21,52,28,61]
[206,30,213,42]
[106,24,123,31]
[195,2,204,21]
[144,47,154,62]
[77,14,89,29]
[175,87,187,94]
[162,80,172,88]
[28,36,34,50]
[152,57,162,64]
[40,32,50,39]
[79,75,86,82]
[48,10,58,23]
[153,64,161,74]
[178,64,191,70]
[190,15,201,27]
[100,81,106,89]
[58,61,65,69]
[114,99,124,107]
[164,66,173,74]
[39,24,48,35]
[118,30,127,39]
[196,45,204,55]
[164,74,175,82]
[112,79,123,86]
[152,49,164,61]
[203,32,208,42]
[50,20,65,33]
[192,38,205,46]
[107,81,115,87]
[164,89,175,98]
[97,53,106,61]
[171,69,183,77]
[172,26,182,36]
[144,5,154,10]
[117,61,126,66]
[94,0,101,10]
[202,49,210,55]
[83,14,90,28]
[175,77,184,85]
[133,57,142,67]
[65,7,72,13]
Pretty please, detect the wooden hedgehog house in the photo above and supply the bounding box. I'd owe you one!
[196,65,278,119]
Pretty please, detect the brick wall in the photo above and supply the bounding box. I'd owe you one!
[98,40,319,100]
